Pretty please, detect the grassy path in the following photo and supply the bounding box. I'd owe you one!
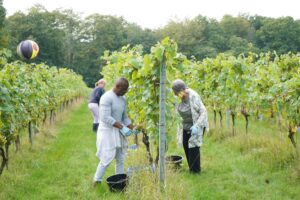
[0,101,123,200]
[0,101,299,200]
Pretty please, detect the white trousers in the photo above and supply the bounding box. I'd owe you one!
[88,103,99,123]
[94,147,125,182]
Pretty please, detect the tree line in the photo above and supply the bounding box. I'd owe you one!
[1,2,300,86]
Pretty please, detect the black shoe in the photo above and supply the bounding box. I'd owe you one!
[93,123,99,132]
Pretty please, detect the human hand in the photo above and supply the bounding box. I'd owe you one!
[127,124,134,130]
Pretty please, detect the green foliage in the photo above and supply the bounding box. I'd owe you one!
[190,51,299,133]
[7,6,67,66]
[0,48,11,69]
[0,0,8,48]
[156,15,300,60]
[101,38,299,145]
[101,38,183,143]
[255,17,300,54]
[0,57,87,155]
[0,0,5,28]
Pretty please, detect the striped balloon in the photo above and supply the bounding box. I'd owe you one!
[17,40,39,59]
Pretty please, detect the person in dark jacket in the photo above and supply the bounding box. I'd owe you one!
[88,79,106,132]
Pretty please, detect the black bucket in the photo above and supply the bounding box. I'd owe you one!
[166,155,183,169]
[106,173,128,192]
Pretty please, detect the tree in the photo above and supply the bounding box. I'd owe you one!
[255,17,300,54]
[157,16,207,59]
[6,5,66,65]
[125,23,158,53]
[220,15,252,39]
[0,0,5,28]
[73,14,158,86]
[0,0,8,48]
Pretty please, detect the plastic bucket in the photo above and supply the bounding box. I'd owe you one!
[166,155,183,169]
[106,173,128,192]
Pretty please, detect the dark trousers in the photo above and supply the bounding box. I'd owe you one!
[183,130,201,173]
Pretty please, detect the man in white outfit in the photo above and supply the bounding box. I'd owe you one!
[93,78,136,187]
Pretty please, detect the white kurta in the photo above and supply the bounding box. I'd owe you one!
[96,127,127,165]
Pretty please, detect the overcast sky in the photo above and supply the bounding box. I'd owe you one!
[3,0,300,29]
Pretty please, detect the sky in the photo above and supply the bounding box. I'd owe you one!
[3,0,300,29]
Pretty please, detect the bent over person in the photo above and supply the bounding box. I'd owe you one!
[172,79,209,173]
[88,79,106,133]
[93,78,136,186]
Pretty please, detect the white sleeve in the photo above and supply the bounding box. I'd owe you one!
[99,95,116,126]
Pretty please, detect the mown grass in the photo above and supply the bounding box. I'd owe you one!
[0,101,299,200]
